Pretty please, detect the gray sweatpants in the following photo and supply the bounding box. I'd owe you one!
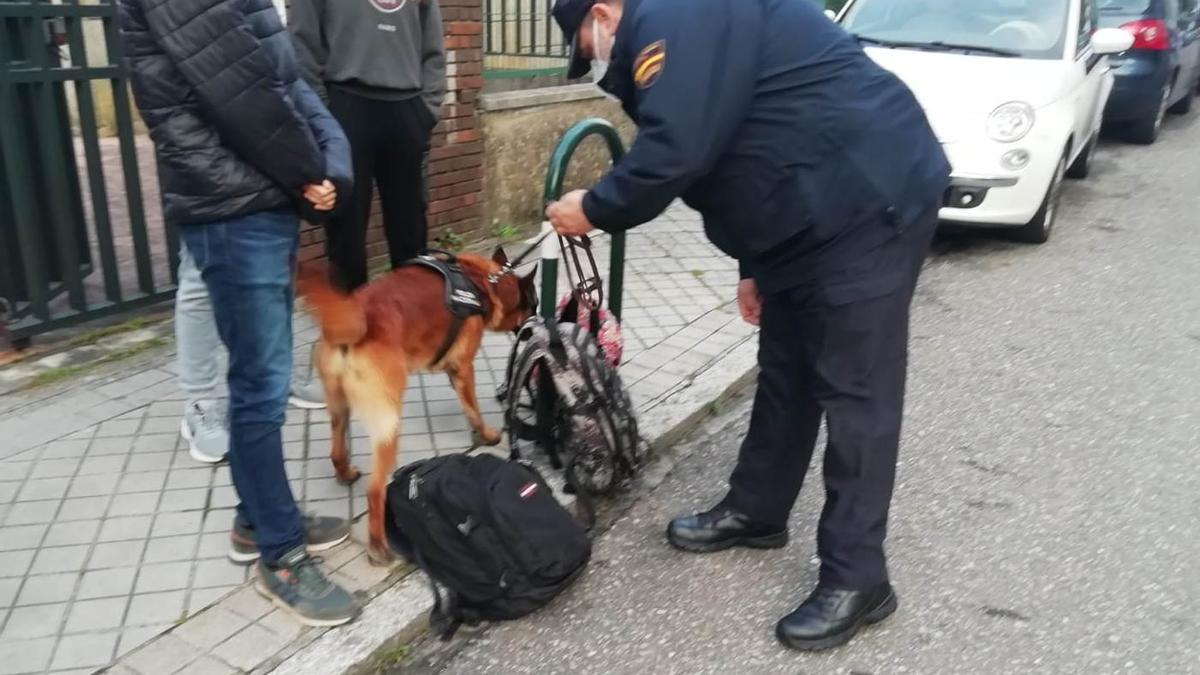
[175,245,224,408]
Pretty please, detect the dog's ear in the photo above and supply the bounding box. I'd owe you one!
[491,245,509,266]
[517,266,539,311]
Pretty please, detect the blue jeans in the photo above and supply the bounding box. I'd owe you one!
[180,210,304,564]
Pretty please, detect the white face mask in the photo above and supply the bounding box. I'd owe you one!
[590,17,615,85]
[591,58,609,85]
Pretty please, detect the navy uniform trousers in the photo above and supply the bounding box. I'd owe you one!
[722,210,938,591]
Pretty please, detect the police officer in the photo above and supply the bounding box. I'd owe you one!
[546,0,951,652]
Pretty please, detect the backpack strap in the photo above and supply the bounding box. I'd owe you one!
[536,316,570,470]
[502,321,550,460]
[499,318,542,407]
[545,314,570,365]
[563,464,596,531]
[565,324,641,479]
[409,546,464,641]
[503,317,567,468]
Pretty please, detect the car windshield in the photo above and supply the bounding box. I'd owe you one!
[1097,0,1154,16]
[1097,0,1154,28]
[841,0,1072,60]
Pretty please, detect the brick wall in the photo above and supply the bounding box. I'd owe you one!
[429,0,486,239]
[298,0,487,263]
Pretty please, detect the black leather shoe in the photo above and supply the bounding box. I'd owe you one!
[776,583,898,652]
[666,506,788,553]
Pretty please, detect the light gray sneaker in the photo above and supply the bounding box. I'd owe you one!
[180,401,228,464]
[288,377,326,410]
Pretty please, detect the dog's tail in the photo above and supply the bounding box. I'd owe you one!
[296,262,367,347]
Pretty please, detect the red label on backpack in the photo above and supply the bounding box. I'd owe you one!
[518,482,538,500]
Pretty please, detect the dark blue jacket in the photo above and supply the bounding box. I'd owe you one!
[119,0,352,227]
[583,0,950,295]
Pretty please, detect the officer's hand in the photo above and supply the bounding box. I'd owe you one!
[737,279,762,326]
[546,190,596,237]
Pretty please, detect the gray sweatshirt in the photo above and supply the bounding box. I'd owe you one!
[286,0,446,115]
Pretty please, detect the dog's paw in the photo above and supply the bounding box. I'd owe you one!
[367,543,395,567]
[473,426,503,447]
[335,465,363,485]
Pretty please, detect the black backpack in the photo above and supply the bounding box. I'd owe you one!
[498,316,643,522]
[384,453,591,639]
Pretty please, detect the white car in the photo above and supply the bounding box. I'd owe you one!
[835,0,1134,243]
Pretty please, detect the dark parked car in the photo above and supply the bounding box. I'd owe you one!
[1101,0,1200,143]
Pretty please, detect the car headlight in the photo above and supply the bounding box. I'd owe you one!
[987,102,1035,143]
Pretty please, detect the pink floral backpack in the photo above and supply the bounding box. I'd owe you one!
[555,292,623,367]
[553,233,624,366]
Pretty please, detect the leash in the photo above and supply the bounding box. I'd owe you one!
[490,231,551,283]
[557,234,603,312]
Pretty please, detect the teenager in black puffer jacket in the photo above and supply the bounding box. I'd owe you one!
[119,0,360,627]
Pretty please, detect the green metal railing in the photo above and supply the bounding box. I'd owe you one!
[539,118,626,321]
[0,0,175,345]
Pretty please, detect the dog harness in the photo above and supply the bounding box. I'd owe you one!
[403,250,492,367]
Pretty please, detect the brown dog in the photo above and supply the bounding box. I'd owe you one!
[297,249,537,564]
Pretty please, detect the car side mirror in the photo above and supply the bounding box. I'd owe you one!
[1092,27,1135,55]
[825,9,837,20]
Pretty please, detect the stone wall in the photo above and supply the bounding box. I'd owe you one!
[479,85,635,232]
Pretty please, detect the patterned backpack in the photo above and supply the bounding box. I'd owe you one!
[498,315,642,522]
[555,292,624,368]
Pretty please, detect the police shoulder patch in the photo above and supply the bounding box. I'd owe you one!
[633,40,666,89]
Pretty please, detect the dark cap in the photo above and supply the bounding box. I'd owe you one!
[552,0,598,79]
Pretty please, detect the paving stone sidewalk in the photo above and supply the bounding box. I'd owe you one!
[0,204,757,675]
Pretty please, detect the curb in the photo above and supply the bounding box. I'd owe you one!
[0,318,173,396]
[267,336,760,675]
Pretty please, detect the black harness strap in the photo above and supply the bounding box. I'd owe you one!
[402,250,491,367]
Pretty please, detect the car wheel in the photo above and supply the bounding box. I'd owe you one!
[1127,81,1171,144]
[1065,134,1095,180]
[1014,153,1066,244]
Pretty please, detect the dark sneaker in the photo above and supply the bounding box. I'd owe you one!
[255,546,361,627]
[229,514,351,565]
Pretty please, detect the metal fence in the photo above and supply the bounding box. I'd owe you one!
[484,0,569,75]
[0,0,175,345]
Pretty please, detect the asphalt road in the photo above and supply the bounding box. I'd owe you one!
[401,114,1200,675]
